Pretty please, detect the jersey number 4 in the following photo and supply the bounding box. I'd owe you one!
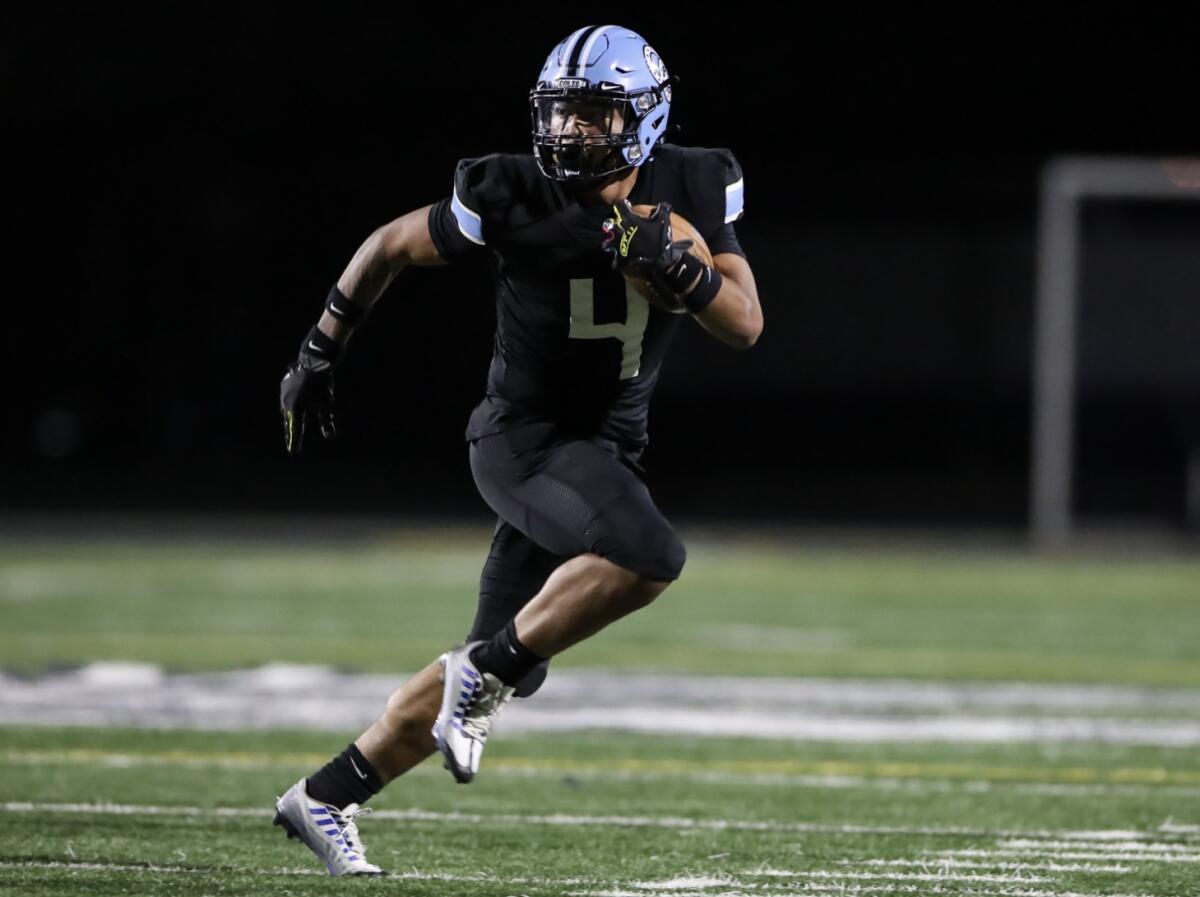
[568,279,649,380]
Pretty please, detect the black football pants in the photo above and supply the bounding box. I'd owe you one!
[465,423,686,649]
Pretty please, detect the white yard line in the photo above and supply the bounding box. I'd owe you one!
[570,889,1158,897]
[6,747,1198,798]
[0,861,591,886]
[939,849,1200,864]
[998,838,1200,852]
[0,860,320,877]
[3,664,1199,745]
[1,860,1146,897]
[1160,822,1200,833]
[632,876,737,889]
[844,859,1133,873]
[2,801,1195,844]
[751,869,1050,883]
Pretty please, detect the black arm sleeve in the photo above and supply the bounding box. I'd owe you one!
[426,155,512,265]
[428,197,487,265]
[684,147,747,259]
[706,221,745,258]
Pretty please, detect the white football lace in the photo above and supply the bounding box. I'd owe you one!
[330,805,373,858]
[460,678,513,743]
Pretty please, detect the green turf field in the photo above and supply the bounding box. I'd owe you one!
[2,532,1198,895]
[2,534,1199,682]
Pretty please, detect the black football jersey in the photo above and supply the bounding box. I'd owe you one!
[427,143,746,453]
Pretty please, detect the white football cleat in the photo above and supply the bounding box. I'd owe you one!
[432,641,516,783]
[273,778,384,876]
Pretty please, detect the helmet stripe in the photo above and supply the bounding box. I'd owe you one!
[566,24,603,74]
[574,24,614,76]
[558,26,593,74]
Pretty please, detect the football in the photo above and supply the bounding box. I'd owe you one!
[623,205,713,314]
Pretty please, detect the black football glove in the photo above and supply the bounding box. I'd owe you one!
[280,327,340,454]
[601,199,706,300]
[280,362,336,454]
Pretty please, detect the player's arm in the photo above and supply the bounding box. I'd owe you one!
[604,200,762,349]
[280,206,447,454]
[318,205,447,345]
[688,252,762,349]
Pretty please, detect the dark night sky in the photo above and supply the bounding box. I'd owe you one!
[5,7,1198,525]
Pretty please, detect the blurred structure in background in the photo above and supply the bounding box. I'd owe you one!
[1034,158,1200,545]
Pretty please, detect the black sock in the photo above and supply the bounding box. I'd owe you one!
[469,619,546,687]
[305,743,383,809]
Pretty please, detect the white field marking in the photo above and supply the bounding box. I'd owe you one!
[0,860,596,886]
[1039,829,1173,841]
[5,801,1193,843]
[573,888,1160,897]
[8,865,1156,897]
[4,664,1200,744]
[999,838,1200,852]
[1,860,320,876]
[569,889,979,897]
[749,869,1050,884]
[9,862,1123,897]
[939,849,1200,863]
[942,893,1156,897]
[1161,822,1200,833]
[843,858,1133,873]
[9,747,1200,799]
[570,892,762,897]
[631,875,736,889]
[925,893,1157,897]
[517,710,1200,746]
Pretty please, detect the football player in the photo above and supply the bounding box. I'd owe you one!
[274,24,762,876]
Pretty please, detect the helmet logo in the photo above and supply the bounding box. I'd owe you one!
[643,45,668,85]
[556,78,587,89]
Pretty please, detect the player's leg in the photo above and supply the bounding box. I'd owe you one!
[478,432,685,640]
[466,518,564,695]
[351,521,561,781]
[272,660,440,876]
[432,431,685,781]
[274,518,563,872]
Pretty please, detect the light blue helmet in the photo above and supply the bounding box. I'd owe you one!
[529,25,675,183]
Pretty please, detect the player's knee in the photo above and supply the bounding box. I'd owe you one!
[662,531,687,581]
[635,529,686,584]
[624,574,671,610]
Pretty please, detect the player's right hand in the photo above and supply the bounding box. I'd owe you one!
[280,362,336,454]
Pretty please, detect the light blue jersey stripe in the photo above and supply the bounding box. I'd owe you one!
[725,178,745,223]
[451,186,485,245]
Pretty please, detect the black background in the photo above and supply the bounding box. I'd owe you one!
[7,7,1199,526]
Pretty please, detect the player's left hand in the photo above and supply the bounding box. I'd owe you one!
[280,362,336,454]
[602,199,694,278]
